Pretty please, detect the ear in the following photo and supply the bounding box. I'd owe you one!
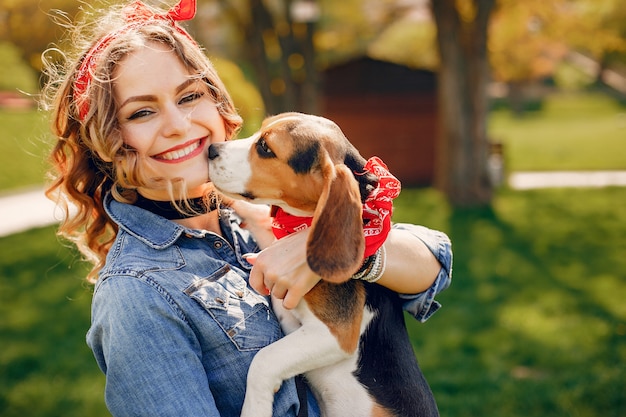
[306,154,365,283]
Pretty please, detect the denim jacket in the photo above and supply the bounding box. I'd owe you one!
[86,194,452,417]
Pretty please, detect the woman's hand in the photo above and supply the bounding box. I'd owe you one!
[245,229,321,310]
[244,225,442,310]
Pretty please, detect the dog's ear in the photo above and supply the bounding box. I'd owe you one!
[306,153,365,283]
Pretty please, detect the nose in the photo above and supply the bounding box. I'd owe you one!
[162,104,190,138]
[208,143,221,160]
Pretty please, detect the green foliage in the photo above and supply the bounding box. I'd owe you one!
[368,18,439,71]
[316,0,378,63]
[0,42,38,93]
[394,186,626,417]
[211,56,266,137]
[0,0,82,74]
[490,0,626,83]
[489,93,626,171]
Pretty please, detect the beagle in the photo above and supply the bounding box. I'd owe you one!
[208,113,438,417]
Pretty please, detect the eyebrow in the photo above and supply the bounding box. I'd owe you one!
[119,78,199,109]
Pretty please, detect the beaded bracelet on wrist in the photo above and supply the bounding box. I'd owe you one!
[351,246,386,283]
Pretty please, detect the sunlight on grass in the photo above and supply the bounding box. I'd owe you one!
[499,301,611,353]
[0,227,109,417]
[400,186,626,417]
[585,274,626,320]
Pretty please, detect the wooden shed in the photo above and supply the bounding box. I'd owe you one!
[320,57,438,186]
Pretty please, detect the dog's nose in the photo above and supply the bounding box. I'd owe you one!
[208,144,220,160]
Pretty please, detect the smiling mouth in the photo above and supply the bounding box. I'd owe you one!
[153,139,204,162]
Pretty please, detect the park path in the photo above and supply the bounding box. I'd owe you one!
[2,171,626,237]
[0,187,63,237]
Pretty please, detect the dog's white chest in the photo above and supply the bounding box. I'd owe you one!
[269,297,378,416]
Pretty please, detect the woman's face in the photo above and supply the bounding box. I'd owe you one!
[113,42,226,200]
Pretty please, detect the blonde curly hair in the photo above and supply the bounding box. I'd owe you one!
[42,2,243,283]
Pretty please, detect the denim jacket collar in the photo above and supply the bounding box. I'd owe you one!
[104,192,233,249]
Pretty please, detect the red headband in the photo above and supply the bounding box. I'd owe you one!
[73,0,197,121]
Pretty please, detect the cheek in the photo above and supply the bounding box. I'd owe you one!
[120,125,152,155]
[199,103,228,143]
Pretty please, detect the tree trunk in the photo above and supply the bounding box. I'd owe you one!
[245,0,285,114]
[431,0,495,206]
[242,0,319,114]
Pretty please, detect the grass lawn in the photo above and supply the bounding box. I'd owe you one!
[394,186,626,417]
[0,109,52,191]
[0,227,108,417]
[489,92,626,172]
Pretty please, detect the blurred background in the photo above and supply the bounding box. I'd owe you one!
[1,0,625,416]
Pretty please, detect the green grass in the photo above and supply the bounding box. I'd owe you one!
[489,93,626,172]
[0,227,109,417]
[395,186,626,417]
[0,109,52,191]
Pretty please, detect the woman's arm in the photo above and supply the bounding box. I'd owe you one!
[246,225,450,310]
[371,227,441,294]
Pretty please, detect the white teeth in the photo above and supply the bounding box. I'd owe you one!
[157,141,200,161]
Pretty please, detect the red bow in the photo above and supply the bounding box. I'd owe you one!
[272,157,401,258]
[73,0,197,121]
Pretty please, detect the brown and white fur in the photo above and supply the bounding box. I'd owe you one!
[208,113,438,417]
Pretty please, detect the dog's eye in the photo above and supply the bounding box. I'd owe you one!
[256,138,275,158]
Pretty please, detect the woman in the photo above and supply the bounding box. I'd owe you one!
[43,1,452,416]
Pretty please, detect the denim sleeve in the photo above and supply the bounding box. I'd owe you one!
[392,223,453,323]
[87,276,221,417]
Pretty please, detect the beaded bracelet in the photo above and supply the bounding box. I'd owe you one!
[351,246,386,283]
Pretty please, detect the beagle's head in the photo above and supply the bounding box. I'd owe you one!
[208,112,380,281]
[208,112,378,216]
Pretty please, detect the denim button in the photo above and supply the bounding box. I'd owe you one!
[214,241,223,249]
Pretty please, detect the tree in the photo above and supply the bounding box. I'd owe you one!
[430,0,496,207]
[197,0,321,115]
[560,0,626,88]
[0,0,82,77]
[489,0,569,114]
[192,0,404,116]
[489,0,626,109]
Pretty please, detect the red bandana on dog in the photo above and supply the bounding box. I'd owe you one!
[272,157,401,258]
